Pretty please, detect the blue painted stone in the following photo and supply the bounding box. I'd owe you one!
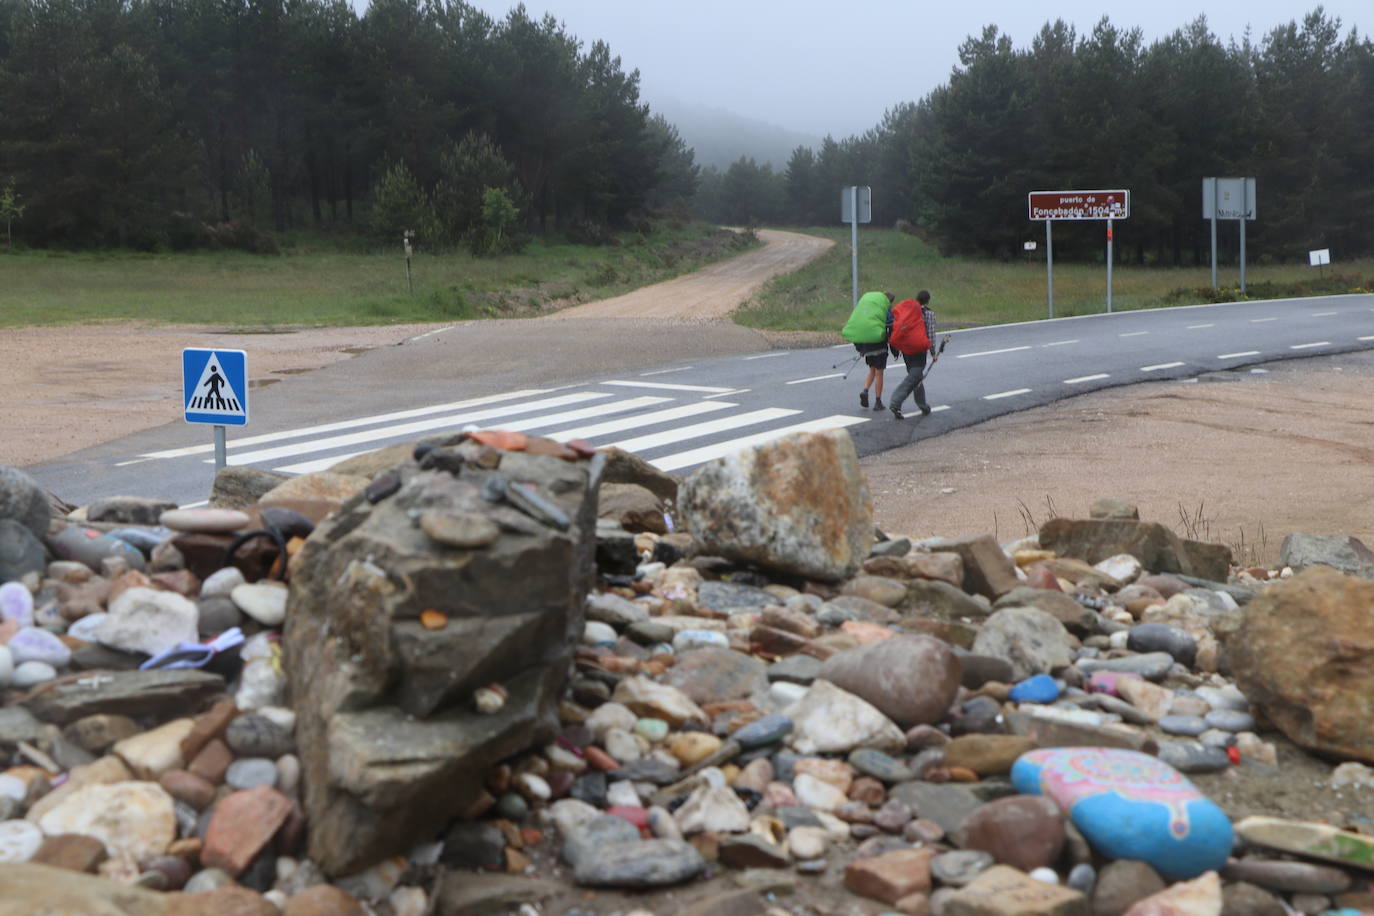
[1011,747,1233,879]
[732,714,793,749]
[1009,673,1060,704]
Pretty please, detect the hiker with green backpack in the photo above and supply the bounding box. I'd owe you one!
[886,290,939,420]
[840,290,895,411]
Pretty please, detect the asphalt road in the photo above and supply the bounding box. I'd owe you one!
[29,293,1374,507]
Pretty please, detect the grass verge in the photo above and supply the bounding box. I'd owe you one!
[734,226,1374,332]
[0,222,758,329]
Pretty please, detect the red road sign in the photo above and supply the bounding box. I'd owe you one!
[1028,189,1129,221]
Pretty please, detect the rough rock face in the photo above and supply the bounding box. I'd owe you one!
[1278,533,1374,578]
[1039,517,1231,582]
[1226,566,1374,763]
[285,441,604,875]
[678,430,872,582]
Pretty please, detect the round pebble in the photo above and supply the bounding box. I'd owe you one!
[582,621,617,646]
[1158,715,1208,737]
[230,583,288,627]
[1203,709,1255,732]
[0,582,34,627]
[0,775,25,802]
[732,714,794,749]
[67,613,108,642]
[159,508,251,533]
[184,868,235,893]
[200,567,247,598]
[8,627,71,668]
[1030,867,1060,884]
[0,819,44,863]
[671,629,729,652]
[1068,863,1096,894]
[494,792,529,821]
[276,755,301,796]
[10,660,56,688]
[225,758,279,790]
[1009,673,1060,704]
[633,718,668,743]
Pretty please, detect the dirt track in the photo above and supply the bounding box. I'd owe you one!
[4,226,1373,565]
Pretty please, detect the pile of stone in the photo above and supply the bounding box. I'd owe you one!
[1,430,1373,916]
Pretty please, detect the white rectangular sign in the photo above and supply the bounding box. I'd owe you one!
[840,186,871,224]
[1203,177,1256,220]
[1309,248,1331,266]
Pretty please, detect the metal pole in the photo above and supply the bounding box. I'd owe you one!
[1210,177,1218,289]
[214,425,227,472]
[850,187,859,310]
[1106,218,1114,313]
[1045,219,1054,320]
[1239,210,1247,294]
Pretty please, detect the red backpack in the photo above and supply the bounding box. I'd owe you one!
[889,299,931,354]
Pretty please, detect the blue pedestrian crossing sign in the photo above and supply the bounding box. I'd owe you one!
[183,348,249,426]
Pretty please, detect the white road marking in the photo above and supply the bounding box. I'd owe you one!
[787,373,844,384]
[703,388,751,399]
[602,380,734,393]
[650,415,869,472]
[957,346,1031,359]
[1119,331,1149,338]
[1042,339,1079,347]
[931,405,950,412]
[475,397,671,433]
[548,401,736,442]
[140,389,553,459]
[408,326,455,341]
[743,351,788,360]
[178,499,210,509]
[1217,351,1261,359]
[1250,317,1280,323]
[1360,335,1374,341]
[1311,311,1338,316]
[1141,362,1185,371]
[639,366,694,376]
[223,392,612,465]
[1186,323,1215,329]
[984,388,1031,400]
[1064,373,1109,384]
[608,408,801,452]
[1290,342,1330,349]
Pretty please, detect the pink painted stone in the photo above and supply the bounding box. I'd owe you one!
[1089,671,1144,697]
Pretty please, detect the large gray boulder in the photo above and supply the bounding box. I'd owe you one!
[678,430,872,582]
[1279,533,1374,579]
[0,466,50,539]
[285,438,604,875]
[1039,517,1231,582]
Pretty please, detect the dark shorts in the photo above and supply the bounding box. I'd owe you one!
[854,342,887,369]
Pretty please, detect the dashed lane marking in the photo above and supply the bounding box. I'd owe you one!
[1141,362,1185,372]
[1064,373,1109,384]
[983,388,1031,400]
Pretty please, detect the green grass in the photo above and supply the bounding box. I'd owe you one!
[0,222,758,329]
[734,226,1374,332]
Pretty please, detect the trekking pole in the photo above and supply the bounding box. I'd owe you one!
[831,352,863,378]
[918,335,950,384]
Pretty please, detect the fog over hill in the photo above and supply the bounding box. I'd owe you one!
[649,94,826,172]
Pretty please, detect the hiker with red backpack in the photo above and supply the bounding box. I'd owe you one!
[886,290,939,420]
[840,290,896,411]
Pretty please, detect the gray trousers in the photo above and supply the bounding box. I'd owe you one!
[889,351,929,410]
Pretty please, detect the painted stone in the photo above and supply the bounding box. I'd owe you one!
[1009,673,1060,704]
[1011,747,1232,879]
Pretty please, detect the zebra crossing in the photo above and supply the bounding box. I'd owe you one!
[127,381,870,478]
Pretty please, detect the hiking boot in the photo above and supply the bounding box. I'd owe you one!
[873,397,884,411]
[918,402,932,416]
[858,390,869,408]
[890,405,905,420]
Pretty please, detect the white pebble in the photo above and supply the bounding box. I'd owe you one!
[1030,867,1060,884]
[582,621,617,645]
[10,661,56,688]
[604,780,641,808]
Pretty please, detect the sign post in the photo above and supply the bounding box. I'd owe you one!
[1027,190,1130,318]
[1202,178,1256,292]
[841,186,872,310]
[183,348,249,473]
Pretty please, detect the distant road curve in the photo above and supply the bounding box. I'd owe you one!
[544,228,834,320]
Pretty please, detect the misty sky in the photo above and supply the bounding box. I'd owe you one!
[459,0,1366,138]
